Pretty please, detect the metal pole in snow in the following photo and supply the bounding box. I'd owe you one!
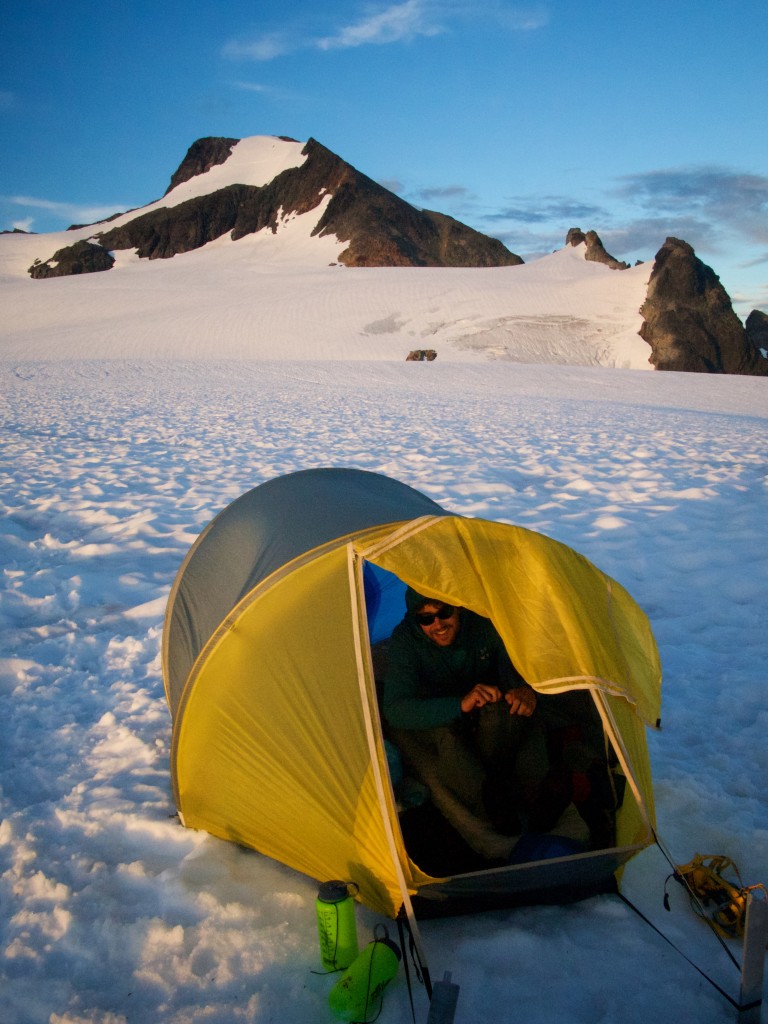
[738,888,768,1024]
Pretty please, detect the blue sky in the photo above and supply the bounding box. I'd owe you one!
[2,0,766,316]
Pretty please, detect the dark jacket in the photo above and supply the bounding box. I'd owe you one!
[383,609,526,730]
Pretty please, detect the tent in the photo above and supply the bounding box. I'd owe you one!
[162,468,661,919]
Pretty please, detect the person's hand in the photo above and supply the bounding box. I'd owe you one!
[460,684,503,714]
[505,686,537,717]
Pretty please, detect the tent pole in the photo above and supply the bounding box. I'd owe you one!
[347,549,435,1005]
[738,887,768,1024]
[590,691,654,843]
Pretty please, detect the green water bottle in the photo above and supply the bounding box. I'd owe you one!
[315,880,359,972]
[328,924,401,1022]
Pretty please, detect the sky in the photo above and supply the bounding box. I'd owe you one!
[1,0,767,318]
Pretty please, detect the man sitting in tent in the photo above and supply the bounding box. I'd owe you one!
[382,588,560,863]
[382,588,617,866]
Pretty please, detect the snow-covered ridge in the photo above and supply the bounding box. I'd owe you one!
[110,135,309,229]
[0,224,653,366]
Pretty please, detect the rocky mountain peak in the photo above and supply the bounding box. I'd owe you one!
[566,228,629,270]
[639,237,768,375]
[28,135,523,273]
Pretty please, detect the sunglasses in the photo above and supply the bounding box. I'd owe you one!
[414,604,456,626]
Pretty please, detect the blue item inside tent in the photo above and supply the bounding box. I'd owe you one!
[508,833,588,864]
[363,562,408,644]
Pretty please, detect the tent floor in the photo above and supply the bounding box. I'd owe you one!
[399,800,619,919]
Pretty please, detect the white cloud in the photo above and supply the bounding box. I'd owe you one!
[445,1,549,30]
[231,80,274,94]
[498,6,550,31]
[10,195,71,212]
[7,195,125,226]
[222,2,548,61]
[229,80,300,103]
[222,32,292,61]
[316,0,443,50]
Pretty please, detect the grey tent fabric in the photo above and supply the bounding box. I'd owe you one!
[163,468,446,716]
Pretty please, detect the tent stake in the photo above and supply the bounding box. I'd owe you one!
[738,888,768,1024]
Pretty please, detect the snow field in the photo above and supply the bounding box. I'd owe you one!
[1,359,766,1023]
[1,219,652,367]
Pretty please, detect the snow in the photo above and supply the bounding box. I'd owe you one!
[1,169,767,1023]
[0,239,654,366]
[0,133,653,368]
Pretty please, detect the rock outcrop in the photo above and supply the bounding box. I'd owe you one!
[29,239,115,278]
[745,310,768,356]
[29,136,523,273]
[97,183,257,260]
[566,228,629,269]
[639,237,768,375]
[164,136,240,194]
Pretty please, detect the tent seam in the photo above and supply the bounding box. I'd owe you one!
[355,515,445,560]
[530,674,638,704]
